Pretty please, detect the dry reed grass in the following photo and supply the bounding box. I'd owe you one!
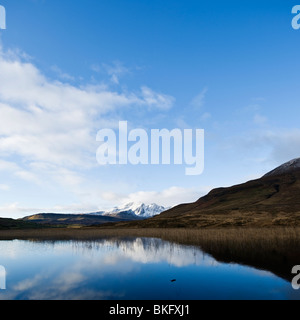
[0,227,299,281]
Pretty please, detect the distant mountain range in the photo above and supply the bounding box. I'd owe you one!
[106,158,300,228]
[2,158,300,229]
[90,202,168,219]
[21,202,168,227]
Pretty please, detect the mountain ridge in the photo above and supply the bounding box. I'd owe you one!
[92,202,168,219]
[6,158,300,229]
[21,213,134,227]
[263,158,300,177]
[100,158,300,228]
[20,202,167,227]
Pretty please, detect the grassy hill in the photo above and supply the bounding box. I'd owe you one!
[3,159,300,230]
[21,213,139,227]
[0,218,44,230]
[98,163,300,228]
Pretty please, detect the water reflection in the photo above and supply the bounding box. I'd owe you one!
[0,238,298,300]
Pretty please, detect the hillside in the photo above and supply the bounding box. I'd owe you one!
[0,218,43,230]
[19,203,166,228]
[21,213,139,227]
[101,158,300,228]
[5,159,300,229]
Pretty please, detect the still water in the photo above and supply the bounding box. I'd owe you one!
[0,237,298,300]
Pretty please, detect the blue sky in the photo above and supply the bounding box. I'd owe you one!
[0,0,300,218]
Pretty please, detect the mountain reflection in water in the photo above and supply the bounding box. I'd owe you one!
[0,238,298,300]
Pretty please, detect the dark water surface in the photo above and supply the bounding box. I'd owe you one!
[0,238,298,300]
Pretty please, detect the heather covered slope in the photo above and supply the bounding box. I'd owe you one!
[161,168,300,217]
[4,159,300,229]
[21,213,138,227]
[0,218,42,230]
[104,159,300,228]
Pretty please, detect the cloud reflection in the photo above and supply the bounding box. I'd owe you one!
[0,238,213,300]
[0,238,296,300]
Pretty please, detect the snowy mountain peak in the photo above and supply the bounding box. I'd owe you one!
[102,202,168,219]
[264,158,300,177]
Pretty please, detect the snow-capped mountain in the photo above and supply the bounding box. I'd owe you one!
[264,158,300,177]
[93,202,168,219]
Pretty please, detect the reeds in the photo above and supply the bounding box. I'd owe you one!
[0,227,299,281]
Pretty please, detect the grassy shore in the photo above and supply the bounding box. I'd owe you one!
[0,226,299,281]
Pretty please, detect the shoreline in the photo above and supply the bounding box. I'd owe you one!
[0,226,299,242]
[0,226,298,282]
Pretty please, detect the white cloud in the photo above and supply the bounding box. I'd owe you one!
[190,87,208,109]
[264,129,300,165]
[51,203,100,214]
[253,113,267,125]
[0,47,178,217]
[14,170,41,184]
[201,112,211,121]
[0,48,180,219]
[102,186,211,208]
[235,128,300,171]
[13,274,46,292]
[0,47,175,174]
[0,203,35,218]
[91,61,130,85]
[103,61,129,85]
[0,184,10,191]
[0,201,103,218]
[50,65,75,81]
[140,86,175,111]
[0,159,19,171]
